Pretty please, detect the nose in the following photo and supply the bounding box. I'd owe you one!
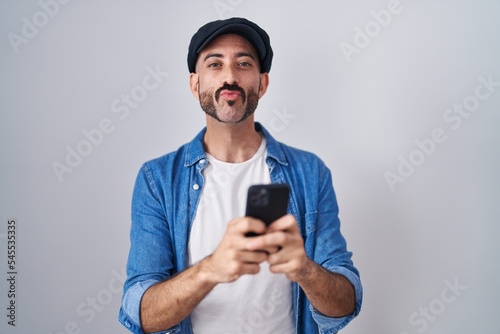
[221,64,238,86]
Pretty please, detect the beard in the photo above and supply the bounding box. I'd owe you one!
[198,82,260,124]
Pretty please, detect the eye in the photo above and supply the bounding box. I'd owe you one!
[208,62,221,68]
[238,61,252,67]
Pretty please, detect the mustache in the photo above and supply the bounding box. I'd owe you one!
[215,84,246,102]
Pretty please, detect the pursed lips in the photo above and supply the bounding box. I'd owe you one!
[219,90,241,99]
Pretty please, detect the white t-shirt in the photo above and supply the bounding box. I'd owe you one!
[188,137,294,334]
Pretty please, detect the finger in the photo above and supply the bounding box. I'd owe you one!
[223,261,262,278]
[246,231,286,251]
[261,245,280,254]
[266,234,305,264]
[246,245,280,255]
[243,232,279,253]
[229,217,267,236]
[236,250,269,264]
[238,263,262,275]
[267,214,299,234]
[267,247,291,265]
[268,262,289,274]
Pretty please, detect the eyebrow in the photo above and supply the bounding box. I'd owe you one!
[203,52,256,62]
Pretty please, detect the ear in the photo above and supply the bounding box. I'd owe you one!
[258,73,269,99]
[189,72,199,100]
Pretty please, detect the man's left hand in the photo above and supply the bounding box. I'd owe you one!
[247,214,313,282]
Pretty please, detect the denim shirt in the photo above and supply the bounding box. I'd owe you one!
[119,123,362,334]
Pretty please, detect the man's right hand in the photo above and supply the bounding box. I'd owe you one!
[140,216,279,332]
[201,216,274,283]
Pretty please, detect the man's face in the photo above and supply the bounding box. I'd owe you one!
[190,34,269,124]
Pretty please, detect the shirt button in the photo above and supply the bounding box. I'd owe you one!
[199,159,206,165]
[193,184,200,190]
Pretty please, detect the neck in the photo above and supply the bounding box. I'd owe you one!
[204,117,262,163]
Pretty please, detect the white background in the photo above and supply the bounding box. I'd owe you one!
[1,0,499,333]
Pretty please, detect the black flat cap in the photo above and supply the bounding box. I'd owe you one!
[187,17,273,73]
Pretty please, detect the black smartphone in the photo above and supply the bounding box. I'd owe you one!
[245,183,290,236]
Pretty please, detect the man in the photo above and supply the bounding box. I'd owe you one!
[119,17,362,334]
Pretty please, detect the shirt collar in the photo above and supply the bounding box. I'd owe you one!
[184,122,288,167]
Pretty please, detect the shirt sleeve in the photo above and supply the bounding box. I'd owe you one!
[308,265,363,333]
[118,163,180,334]
[306,161,363,332]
